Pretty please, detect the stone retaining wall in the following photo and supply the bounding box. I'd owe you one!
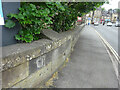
[1,24,85,88]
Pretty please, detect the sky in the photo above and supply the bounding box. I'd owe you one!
[101,0,120,10]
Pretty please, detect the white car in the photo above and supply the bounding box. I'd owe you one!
[115,21,120,27]
[107,22,112,26]
[94,22,99,26]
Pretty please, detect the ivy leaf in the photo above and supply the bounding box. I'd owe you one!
[18,14,24,20]
[34,20,42,24]
[55,2,65,11]
[35,31,40,34]
[24,34,33,43]
[5,20,15,28]
[34,35,39,40]
[23,11,30,16]
[34,29,41,34]
[7,14,18,19]
[15,34,21,40]
[19,30,24,36]
[45,8,50,14]
[31,12,36,16]
[19,7,24,11]
[46,2,53,5]
[30,4,36,11]
[47,27,52,29]
[46,20,53,24]
[45,16,51,21]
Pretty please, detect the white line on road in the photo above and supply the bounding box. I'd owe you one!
[91,26,120,63]
[95,30,119,63]
[91,26,119,79]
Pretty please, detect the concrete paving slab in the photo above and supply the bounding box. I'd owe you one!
[54,25,118,88]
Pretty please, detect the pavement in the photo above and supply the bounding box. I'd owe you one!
[54,25,118,88]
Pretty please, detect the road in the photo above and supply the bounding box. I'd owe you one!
[91,24,118,53]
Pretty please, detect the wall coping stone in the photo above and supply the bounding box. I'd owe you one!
[1,24,85,72]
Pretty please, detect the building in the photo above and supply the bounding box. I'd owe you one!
[103,9,119,23]
[111,9,119,22]
[85,7,103,24]
[93,7,102,22]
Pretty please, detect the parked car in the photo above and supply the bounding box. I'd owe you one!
[115,21,120,27]
[107,22,112,26]
[100,19,104,24]
[94,22,99,26]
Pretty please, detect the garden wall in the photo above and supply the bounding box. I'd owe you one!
[1,24,85,88]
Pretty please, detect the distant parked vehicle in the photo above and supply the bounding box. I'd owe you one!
[94,22,99,26]
[115,21,120,27]
[107,22,112,26]
[100,19,104,24]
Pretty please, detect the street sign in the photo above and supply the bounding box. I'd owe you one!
[0,0,4,25]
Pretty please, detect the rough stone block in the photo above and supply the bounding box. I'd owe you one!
[51,54,65,73]
[2,62,29,88]
[58,40,70,55]
[41,29,62,41]
[12,62,52,88]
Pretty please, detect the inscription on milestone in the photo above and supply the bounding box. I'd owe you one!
[36,55,46,69]
[29,55,46,74]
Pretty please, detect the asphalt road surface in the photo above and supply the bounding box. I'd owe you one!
[91,24,118,53]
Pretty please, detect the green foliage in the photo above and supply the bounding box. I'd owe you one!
[5,2,58,43]
[5,2,105,43]
[5,19,15,28]
[53,2,105,32]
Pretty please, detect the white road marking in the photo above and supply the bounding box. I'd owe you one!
[91,26,119,79]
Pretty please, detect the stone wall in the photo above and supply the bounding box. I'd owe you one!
[1,24,85,88]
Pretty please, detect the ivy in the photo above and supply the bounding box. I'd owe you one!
[5,2,57,43]
[5,2,105,43]
[5,19,15,28]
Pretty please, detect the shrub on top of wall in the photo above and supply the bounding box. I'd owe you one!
[5,2,65,43]
[5,2,105,43]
